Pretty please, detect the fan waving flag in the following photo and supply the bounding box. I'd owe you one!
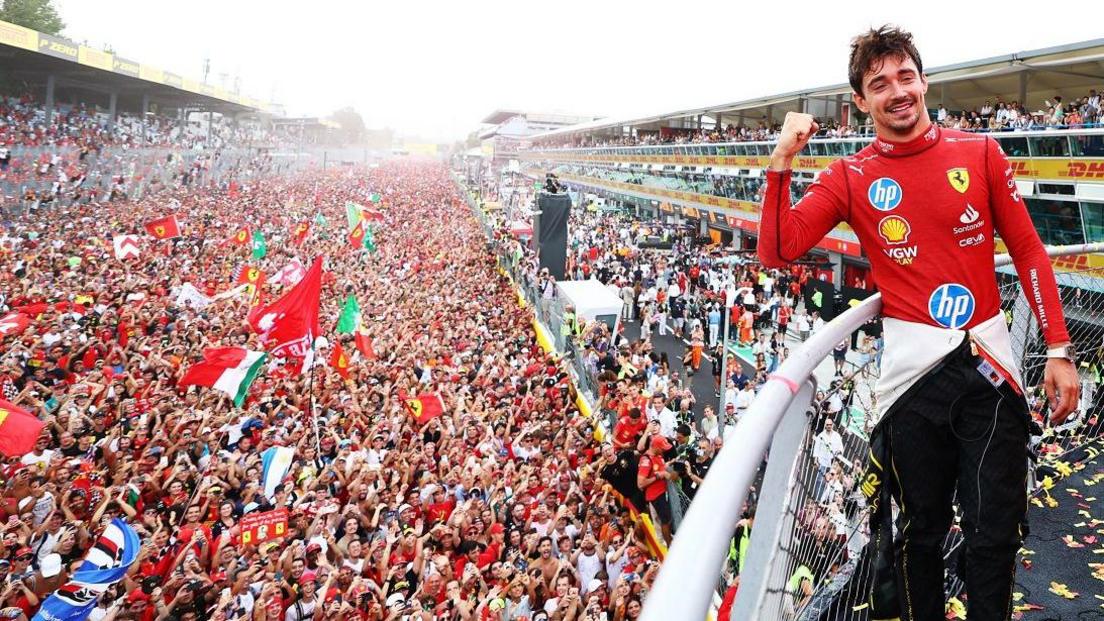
[249,257,323,364]
[355,324,377,361]
[348,220,366,249]
[0,312,31,338]
[229,227,250,246]
[32,518,140,621]
[144,215,181,240]
[179,347,267,407]
[251,230,267,260]
[261,446,295,499]
[336,295,360,334]
[0,399,46,457]
[364,225,377,253]
[291,221,310,246]
[236,265,266,288]
[345,201,364,228]
[404,393,445,424]
[272,258,307,287]
[330,342,351,379]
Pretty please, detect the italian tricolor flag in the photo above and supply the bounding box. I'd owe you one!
[180,347,267,407]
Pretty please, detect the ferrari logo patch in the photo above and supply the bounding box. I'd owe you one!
[947,168,970,193]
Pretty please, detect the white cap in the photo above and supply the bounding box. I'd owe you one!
[40,553,62,578]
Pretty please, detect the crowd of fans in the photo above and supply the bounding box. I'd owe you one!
[0,89,286,215]
[0,126,709,621]
[936,88,1102,131]
[530,87,1103,150]
[485,187,884,614]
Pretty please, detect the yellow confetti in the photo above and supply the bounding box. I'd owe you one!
[1049,581,1079,599]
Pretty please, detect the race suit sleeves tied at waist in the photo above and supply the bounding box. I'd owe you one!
[877,312,1022,417]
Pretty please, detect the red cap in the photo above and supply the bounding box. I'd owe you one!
[127,590,151,603]
[14,546,31,557]
[650,435,672,452]
[489,523,505,535]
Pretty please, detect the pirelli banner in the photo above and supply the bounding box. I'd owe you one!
[112,56,140,78]
[36,32,77,61]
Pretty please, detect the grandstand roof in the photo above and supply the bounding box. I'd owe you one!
[532,37,1104,140]
[0,19,275,114]
[481,109,602,126]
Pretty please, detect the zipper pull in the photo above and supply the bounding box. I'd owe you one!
[969,337,978,357]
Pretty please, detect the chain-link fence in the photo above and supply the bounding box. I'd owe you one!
[723,265,1104,621]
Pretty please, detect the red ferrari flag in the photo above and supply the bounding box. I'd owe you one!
[404,393,445,424]
[0,312,30,338]
[229,227,251,246]
[291,221,310,246]
[0,399,46,458]
[144,215,181,240]
[248,257,324,362]
[330,342,351,379]
[347,220,366,249]
[236,265,267,288]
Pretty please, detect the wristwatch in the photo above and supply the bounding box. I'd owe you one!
[1046,344,1077,362]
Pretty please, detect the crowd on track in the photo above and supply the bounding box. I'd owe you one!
[487,194,886,616]
[0,144,700,621]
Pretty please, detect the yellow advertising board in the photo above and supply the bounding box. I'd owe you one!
[993,239,1104,273]
[77,45,113,71]
[138,64,164,83]
[531,150,1104,184]
[0,19,36,51]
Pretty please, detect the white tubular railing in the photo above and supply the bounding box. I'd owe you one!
[640,242,1104,621]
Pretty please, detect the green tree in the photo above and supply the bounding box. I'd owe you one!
[329,107,366,143]
[0,0,65,34]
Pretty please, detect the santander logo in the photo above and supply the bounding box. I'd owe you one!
[959,204,980,224]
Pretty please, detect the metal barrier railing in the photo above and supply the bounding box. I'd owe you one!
[641,242,1104,621]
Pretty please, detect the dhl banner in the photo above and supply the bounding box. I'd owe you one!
[558,172,863,257]
[532,152,1104,183]
[993,239,1104,274]
[239,508,289,546]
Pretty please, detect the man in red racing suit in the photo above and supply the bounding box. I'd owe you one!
[757,27,1079,621]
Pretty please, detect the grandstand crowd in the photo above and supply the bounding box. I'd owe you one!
[532,86,1104,149]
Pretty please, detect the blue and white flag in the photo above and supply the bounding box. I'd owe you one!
[261,446,295,499]
[33,518,140,621]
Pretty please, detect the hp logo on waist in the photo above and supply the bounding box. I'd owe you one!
[928,283,975,329]
[867,178,903,211]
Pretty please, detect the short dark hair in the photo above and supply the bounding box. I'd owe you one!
[848,25,923,96]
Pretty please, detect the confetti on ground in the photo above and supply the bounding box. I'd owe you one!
[1016,440,1104,619]
[1049,581,1079,599]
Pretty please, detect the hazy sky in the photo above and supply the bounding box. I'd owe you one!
[53,0,1104,141]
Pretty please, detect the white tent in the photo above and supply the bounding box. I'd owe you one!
[556,279,624,334]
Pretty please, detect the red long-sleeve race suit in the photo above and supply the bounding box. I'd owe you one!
[757,124,1069,346]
